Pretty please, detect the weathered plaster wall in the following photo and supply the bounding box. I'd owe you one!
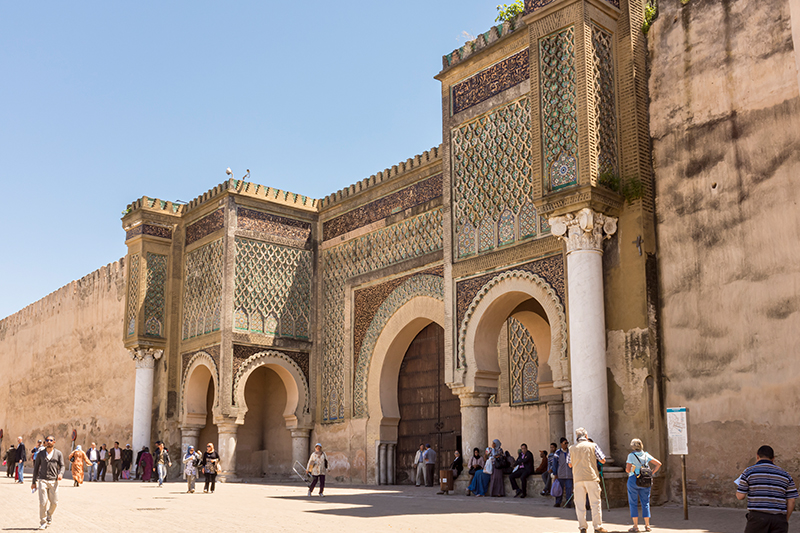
[649,0,800,505]
[0,260,134,452]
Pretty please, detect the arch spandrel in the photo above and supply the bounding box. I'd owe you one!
[232,350,310,429]
[457,270,568,393]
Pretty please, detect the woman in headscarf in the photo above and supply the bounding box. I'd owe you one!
[69,445,93,487]
[306,443,328,497]
[201,442,220,493]
[466,448,490,496]
[182,445,201,493]
[489,439,505,497]
[139,447,153,482]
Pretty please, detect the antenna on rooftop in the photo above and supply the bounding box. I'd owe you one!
[243,169,250,180]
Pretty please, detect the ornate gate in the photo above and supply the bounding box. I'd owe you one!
[396,323,461,484]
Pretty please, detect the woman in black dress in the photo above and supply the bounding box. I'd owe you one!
[200,442,220,493]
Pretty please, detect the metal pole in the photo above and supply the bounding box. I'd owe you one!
[681,454,688,520]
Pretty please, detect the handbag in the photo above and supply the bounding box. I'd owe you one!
[468,465,478,476]
[214,460,222,474]
[550,478,562,497]
[634,453,653,488]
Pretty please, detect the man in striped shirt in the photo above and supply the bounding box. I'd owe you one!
[736,445,797,532]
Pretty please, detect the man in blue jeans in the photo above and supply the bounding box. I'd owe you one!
[553,437,573,507]
[153,441,172,487]
[15,436,27,484]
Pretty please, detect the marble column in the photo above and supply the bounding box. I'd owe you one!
[180,426,201,480]
[378,443,388,485]
[290,429,310,471]
[550,208,617,453]
[458,391,490,460]
[130,349,163,455]
[546,400,566,445]
[387,443,396,485]
[216,422,239,482]
[562,386,574,446]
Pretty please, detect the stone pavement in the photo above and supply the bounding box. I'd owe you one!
[2,475,798,533]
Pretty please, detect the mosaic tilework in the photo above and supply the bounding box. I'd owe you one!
[540,215,551,234]
[322,174,443,241]
[186,209,225,246]
[540,27,579,191]
[524,0,557,13]
[233,238,312,340]
[232,345,310,384]
[352,274,445,418]
[238,207,312,245]
[479,219,494,253]
[352,266,444,368]
[451,49,530,115]
[519,202,538,239]
[458,222,477,257]
[182,240,223,340]
[126,224,173,241]
[508,316,539,404]
[455,254,564,331]
[143,253,168,337]
[321,208,444,422]
[498,210,515,245]
[126,254,140,336]
[452,97,532,258]
[592,24,618,178]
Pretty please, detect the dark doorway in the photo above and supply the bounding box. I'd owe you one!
[396,323,461,484]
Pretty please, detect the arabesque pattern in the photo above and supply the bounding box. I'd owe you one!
[452,98,532,258]
[508,316,539,404]
[144,253,167,337]
[320,208,444,422]
[182,240,223,340]
[352,274,444,418]
[233,238,312,339]
[126,254,140,336]
[592,24,618,178]
[540,27,578,190]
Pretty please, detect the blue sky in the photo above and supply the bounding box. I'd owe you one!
[0,0,503,319]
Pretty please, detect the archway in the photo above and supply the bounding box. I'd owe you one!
[181,354,219,457]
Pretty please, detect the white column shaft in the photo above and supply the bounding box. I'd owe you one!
[291,430,310,471]
[217,423,239,480]
[131,363,155,454]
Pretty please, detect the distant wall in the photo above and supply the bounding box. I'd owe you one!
[649,0,800,504]
[0,259,134,453]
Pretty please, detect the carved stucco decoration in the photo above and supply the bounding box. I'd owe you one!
[130,348,163,369]
[548,208,617,253]
[457,270,569,388]
[232,350,310,425]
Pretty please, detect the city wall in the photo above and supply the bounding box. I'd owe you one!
[0,260,134,452]
[649,0,800,504]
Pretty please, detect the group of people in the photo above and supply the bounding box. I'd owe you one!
[181,442,221,493]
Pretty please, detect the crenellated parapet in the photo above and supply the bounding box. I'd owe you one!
[440,16,526,71]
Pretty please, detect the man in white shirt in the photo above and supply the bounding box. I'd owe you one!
[413,444,425,487]
[86,443,100,482]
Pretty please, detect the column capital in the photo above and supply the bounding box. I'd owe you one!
[549,208,617,254]
[456,390,491,407]
[290,428,311,439]
[130,348,163,369]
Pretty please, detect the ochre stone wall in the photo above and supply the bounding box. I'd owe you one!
[0,259,135,452]
[649,0,800,505]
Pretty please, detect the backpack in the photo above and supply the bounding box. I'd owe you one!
[494,451,510,471]
[634,453,653,487]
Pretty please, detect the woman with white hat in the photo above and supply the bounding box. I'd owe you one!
[306,443,328,497]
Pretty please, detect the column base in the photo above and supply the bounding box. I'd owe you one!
[216,473,241,483]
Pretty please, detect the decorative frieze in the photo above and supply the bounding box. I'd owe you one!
[237,207,312,245]
[451,49,530,114]
[549,208,617,253]
[186,209,224,246]
[126,224,173,241]
[143,253,167,337]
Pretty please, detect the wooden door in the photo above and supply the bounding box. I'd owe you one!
[395,323,461,484]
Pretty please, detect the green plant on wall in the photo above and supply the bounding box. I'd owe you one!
[598,171,620,192]
[642,0,657,34]
[496,0,524,22]
[621,177,644,204]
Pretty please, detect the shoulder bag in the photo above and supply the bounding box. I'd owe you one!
[634,453,653,487]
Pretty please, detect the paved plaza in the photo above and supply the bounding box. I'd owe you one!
[3,474,794,533]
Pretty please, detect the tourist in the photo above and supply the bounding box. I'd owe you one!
[182,445,201,493]
[5,445,15,478]
[553,438,573,507]
[153,441,172,487]
[413,443,425,487]
[423,444,437,487]
[306,443,328,497]
[110,442,123,481]
[31,435,64,530]
[468,448,492,496]
[736,444,797,532]
[488,439,505,497]
[68,445,92,487]
[15,436,27,484]
[121,444,133,479]
[450,449,463,479]
[201,443,220,493]
[625,438,661,532]
[465,448,486,496]
[97,444,108,481]
[139,447,153,482]
[569,428,607,533]
[542,442,557,495]
[86,443,100,482]
[134,446,145,480]
[510,443,534,498]
[32,440,44,462]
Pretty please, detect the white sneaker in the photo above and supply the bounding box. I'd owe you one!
[38,524,48,530]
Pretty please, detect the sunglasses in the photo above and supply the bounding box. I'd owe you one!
[45,439,54,442]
